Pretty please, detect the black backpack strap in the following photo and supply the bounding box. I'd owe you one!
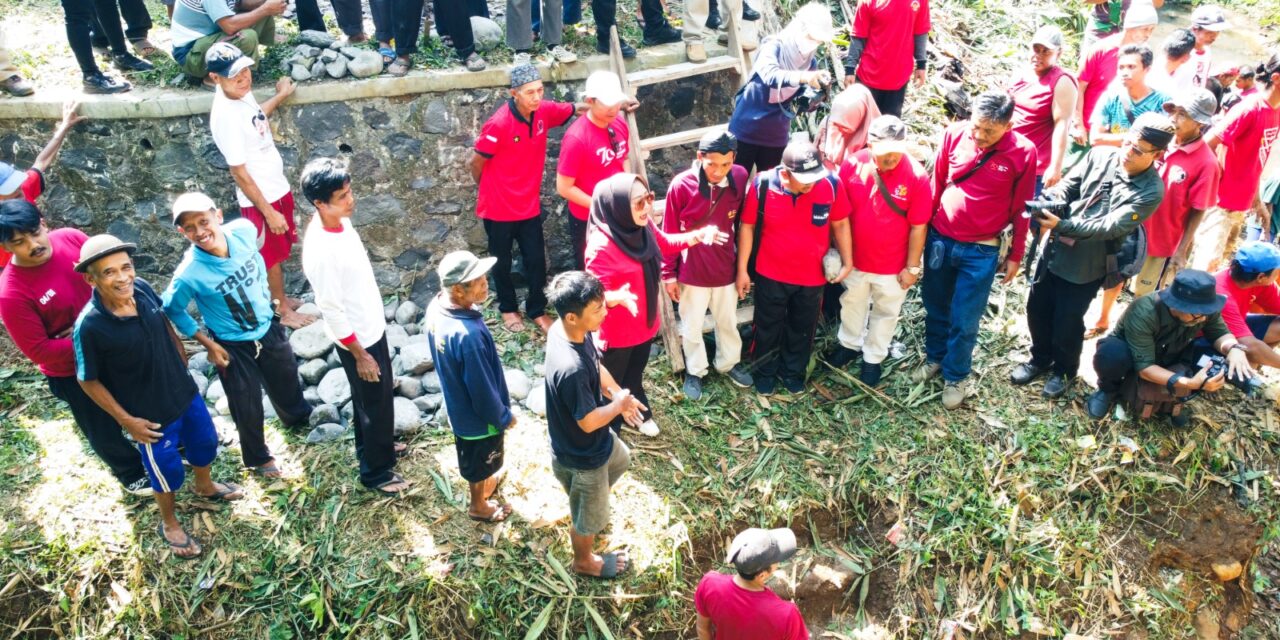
[946,149,996,189]
[873,170,908,217]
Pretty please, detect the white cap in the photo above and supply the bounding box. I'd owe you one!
[171,192,217,224]
[1123,1,1159,29]
[792,2,835,43]
[583,71,627,106]
[1191,5,1230,31]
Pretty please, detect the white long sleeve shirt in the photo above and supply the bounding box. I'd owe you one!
[301,216,387,349]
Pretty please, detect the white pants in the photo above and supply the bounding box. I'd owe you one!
[682,0,741,43]
[678,283,741,378]
[0,23,17,80]
[837,269,909,364]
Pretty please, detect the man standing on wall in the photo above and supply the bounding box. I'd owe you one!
[0,101,87,268]
[206,43,314,329]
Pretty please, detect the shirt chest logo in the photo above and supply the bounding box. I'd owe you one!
[39,289,56,305]
[251,110,269,141]
[991,162,1011,174]
[893,185,908,199]
[1169,166,1188,184]
[911,0,920,11]
[596,142,626,165]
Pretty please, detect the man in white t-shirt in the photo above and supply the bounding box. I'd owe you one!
[1175,6,1230,89]
[206,43,314,329]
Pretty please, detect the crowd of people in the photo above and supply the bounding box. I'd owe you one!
[3,1,1280,636]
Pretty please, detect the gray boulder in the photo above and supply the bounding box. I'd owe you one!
[327,349,342,370]
[422,371,442,393]
[339,46,364,59]
[191,371,209,397]
[205,379,225,404]
[395,300,420,325]
[404,323,420,336]
[306,423,347,444]
[470,16,503,51]
[504,368,533,400]
[325,55,348,79]
[395,376,424,399]
[398,342,434,375]
[290,63,313,82]
[299,358,329,385]
[320,49,339,63]
[318,368,352,405]
[392,397,422,435]
[348,50,385,78]
[310,60,326,79]
[405,333,429,345]
[188,351,210,375]
[523,380,546,417]
[385,324,410,352]
[215,395,230,416]
[341,400,355,424]
[290,320,333,360]
[413,395,440,414]
[304,386,322,405]
[296,302,321,316]
[383,299,399,322]
[299,29,337,48]
[309,403,341,427]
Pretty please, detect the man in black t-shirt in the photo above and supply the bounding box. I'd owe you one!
[72,235,243,561]
[543,271,645,579]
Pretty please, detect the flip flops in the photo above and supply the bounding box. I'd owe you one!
[195,482,243,502]
[378,46,395,65]
[157,523,202,560]
[593,551,628,579]
[251,462,282,479]
[371,472,409,496]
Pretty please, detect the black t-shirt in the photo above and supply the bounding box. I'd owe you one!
[74,278,199,426]
[544,323,614,470]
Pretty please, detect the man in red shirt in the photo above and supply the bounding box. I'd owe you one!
[0,200,150,495]
[661,130,754,400]
[471,64,584,333]
[829,116,931,386]
[737,141,853,395]
[0,101,86,268]
[1072,5,1157,148]
[1215,242,1280,370]
[920,92,1038,409]
[694,527,807,640]
[1191,54,1280,273]
[1010,26,1078,192]
[557,71,638,270]
[841,0,931,117]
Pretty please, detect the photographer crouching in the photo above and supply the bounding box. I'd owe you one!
[1087,270,1257,425]
[1012,112,1173,398]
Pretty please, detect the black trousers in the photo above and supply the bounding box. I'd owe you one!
[62,0,129,74]
[750,274,822,383]
[568,213,588,271]
[88,0,151,47]
[216,322,313,468]
[336,335,398,488]
[600,338,653,423]
[1093,336,1137,395]
[433,0,477,57]
[867,83,908,117]
[1027,267,1105,377]
[46,375,147,487]
[734,141,785,176]
[295,0,366,36]
[485,217,549,319]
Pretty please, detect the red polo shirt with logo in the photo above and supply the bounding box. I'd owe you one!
[840,150,932,275]
[1143,138,1220,257]
[474,99,575,222]
[743,168,849,287]
[1211,94,1280,211]
[851,0,931,91]
[931,122,1038,262]
[557,114,630,221]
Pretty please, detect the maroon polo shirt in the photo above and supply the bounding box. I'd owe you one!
[475,99,576,222]
[660,164,748,288]
[930,122,1037,263]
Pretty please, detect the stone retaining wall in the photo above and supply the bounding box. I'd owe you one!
[0,55,738,300]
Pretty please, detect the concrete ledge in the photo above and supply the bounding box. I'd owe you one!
[0,41,736,121]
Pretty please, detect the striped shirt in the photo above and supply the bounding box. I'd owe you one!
[170,0,236,53]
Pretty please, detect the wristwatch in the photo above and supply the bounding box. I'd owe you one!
[1229,342,1248,354]
[907,265,923,276]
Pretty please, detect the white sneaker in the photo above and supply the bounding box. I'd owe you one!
[549,46,577,64]
[513,52,532,66]
[638,419,660,437]
[124,477,154,497]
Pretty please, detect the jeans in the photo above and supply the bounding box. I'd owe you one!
[88,0,150,47]
[62,0,128,74]
[484,217,549,319]
[46,375,148,488]
[921,230,1001,382]
[335,335,398,488]
[1026,266,1104,377]
[215,322,314,468]
[390,0,426,57]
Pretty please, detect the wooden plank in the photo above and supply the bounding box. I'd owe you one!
[640,125,727,154]
[627,56,743,88]
[701,305,755,333]
[722,4,752,85]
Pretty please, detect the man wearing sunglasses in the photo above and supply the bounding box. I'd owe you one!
[1013,112,1171,400]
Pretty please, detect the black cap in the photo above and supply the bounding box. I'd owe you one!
[726,528,798,574]
[780,141,827,184]
[1160,269,1227,315]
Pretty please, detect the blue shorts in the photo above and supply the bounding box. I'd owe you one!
[137,394,218,494]
[1193,314,1279,358]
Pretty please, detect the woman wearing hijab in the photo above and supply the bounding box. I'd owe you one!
[816,83,881,169]
[585,174,729,437]
[727,3,835,173]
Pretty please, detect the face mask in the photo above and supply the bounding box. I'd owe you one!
[796,37,821,56]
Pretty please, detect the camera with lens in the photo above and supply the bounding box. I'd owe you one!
[1024,198,1069,219]
[1197,353,1265,397]
[787,85,830,116]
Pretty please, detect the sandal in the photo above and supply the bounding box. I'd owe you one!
[387,57,412,76]
[502,313,526,332]
[130,38,159,57]
[579,551,628,579]
[252,461,282,479]
[195,482,244,502]
[468,500,512,522]
[1083,325,1109,340]
[157,523,202,560]
[464,52,487,72]
[378,46,395,65]
[371,472,409,496]
[394,442,409,458]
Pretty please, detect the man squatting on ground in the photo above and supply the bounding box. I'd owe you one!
[162,192,315,480]
[0,201,150,495]
[73,234,244,560]
[543,271,646,578]
[299,158,408,496]
[425,250,515,523]
[662,130,755,400]
[205,43,314,329]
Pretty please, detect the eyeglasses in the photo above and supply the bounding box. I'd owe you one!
[607,126,620,154]
[631,190,655,206]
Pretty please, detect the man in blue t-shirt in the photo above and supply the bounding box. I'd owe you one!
[1090,44,1170,148]
[543,271,645,579]
[425,251,514,523]
[162,193,313,478]
[170,0,284,83]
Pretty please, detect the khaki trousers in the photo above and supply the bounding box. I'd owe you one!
[837,269,909,364]
[678,283,742,378]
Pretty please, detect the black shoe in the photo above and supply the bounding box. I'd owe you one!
[860,362,883,387]
[597,40,637,59]
[1010,362,1047,386]
[755,376,776,396]
[705,8,723,30]
[683,374,703,401]
[82,72,131,94]
[1042,374,1070,398]
[1086,390,1112,419]
[1170,406,1193,428]
[781,377,804,394]
[642,25,683,47]
[828,345,860,368]
[113,52,154,72]
[742,3,761,21]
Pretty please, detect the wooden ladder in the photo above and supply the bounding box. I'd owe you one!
[603,11,754,374]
